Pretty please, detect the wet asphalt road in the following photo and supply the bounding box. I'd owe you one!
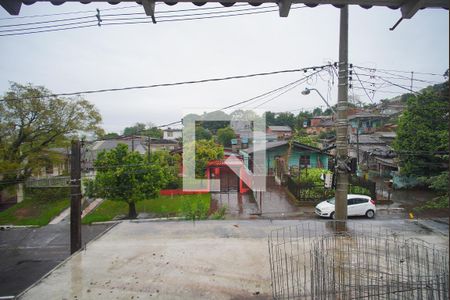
[0,223,112,297]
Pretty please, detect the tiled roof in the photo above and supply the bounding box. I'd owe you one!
[268,126,292,132]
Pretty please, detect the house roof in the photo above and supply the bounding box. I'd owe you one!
[244,141,288,154]
[374,131,397,139]
[319,119,335,127]
[373,156,398,168]
[268,126,292,132]
[348,113,387,121]
[243,140,330,155]
[91,139,147,154]
[164,128,182,132]
[349,134,386,144]
[4,0,447,17]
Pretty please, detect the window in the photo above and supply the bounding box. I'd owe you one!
[300,155,310,166]
[167,132,173,137]
[354,198,368,204]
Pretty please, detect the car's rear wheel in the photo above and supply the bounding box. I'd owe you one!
[330,212,335,219]
[365,210,375,219]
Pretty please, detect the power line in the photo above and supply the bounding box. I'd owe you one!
[0,3,252,29]
[252,71,322,109]
[0,19,98,33]
[0,4,143,21]
[1,64,331,102]
[104,5,307,25]
[0,14,95,28]
[354,65,446,77]
[0,4,307,37]
[352,70,374,103]
[156,67,330,127]
[354,69,442,85]
[101,3,250,17]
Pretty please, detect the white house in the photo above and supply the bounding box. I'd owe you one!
[163,128,182,140]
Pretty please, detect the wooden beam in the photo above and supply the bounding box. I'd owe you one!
[142,0,157,23]
[0,0,21,15]
[278,0,292,17]
[401,0,426,19]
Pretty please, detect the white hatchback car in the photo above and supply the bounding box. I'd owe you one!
[315,194,376,219]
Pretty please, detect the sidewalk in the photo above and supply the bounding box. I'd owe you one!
[49,198,104,225]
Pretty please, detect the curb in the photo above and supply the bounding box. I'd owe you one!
[0,225,39,230]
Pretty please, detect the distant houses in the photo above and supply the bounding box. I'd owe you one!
[163,128,182,140]
[267,125,293,140]
[348,113,388,134]
[348,132,397,177]
[84,136,180,173]
[305,116,335,135]
[239,140,332,175]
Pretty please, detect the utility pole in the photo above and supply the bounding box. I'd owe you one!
[356,119,360,167]
[335,5,349,222]
[70,140,82,254]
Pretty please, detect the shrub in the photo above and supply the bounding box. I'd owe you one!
[210,206,227,220]
[181,200,209,220]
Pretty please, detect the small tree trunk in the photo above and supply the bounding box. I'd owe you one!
[128,202,137,219]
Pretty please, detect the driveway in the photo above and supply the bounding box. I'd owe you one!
[211,176,299,219]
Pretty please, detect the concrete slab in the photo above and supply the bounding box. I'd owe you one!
[0,224,112,297]
[18,220,449,300]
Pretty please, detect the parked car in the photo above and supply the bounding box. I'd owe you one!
[315,194,376,219]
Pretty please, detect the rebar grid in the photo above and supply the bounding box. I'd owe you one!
[268,221,449,300]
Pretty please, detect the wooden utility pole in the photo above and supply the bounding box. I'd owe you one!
[70,140,82,254]
[335,5,349,221]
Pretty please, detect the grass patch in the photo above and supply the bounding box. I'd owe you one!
[0,188,70,226]
[83,193,210,224]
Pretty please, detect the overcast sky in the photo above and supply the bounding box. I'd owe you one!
[0,2,448,133]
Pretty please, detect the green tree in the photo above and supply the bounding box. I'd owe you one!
[274,112,296,129]
[312,107,323,116]
[195,125,212,141]
[393,82,449,177]
[216,127,236,147]
[145,126,163,139]
[102,132,120,139]
[292,130,319,147]
[150,150,181,189]
[264,111,277,126]
[185,140,224,178]
[94,144,167,218]
[123,123,162,139]
[123,122,146,136]
[0,82,102,186]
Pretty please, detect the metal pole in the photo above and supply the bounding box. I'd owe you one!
[335,5,349,222]
[70,140,82,254]
[356,119,360,167]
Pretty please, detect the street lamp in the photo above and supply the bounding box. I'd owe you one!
[301,88,336,115]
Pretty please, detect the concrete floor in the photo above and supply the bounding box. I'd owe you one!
[17,219,448,300]
[0,224,112,297]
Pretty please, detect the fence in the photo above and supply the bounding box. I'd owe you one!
[349,175,376,199]
[286,176,334,203]
[286,175,377,203]
[268,221,449,299]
